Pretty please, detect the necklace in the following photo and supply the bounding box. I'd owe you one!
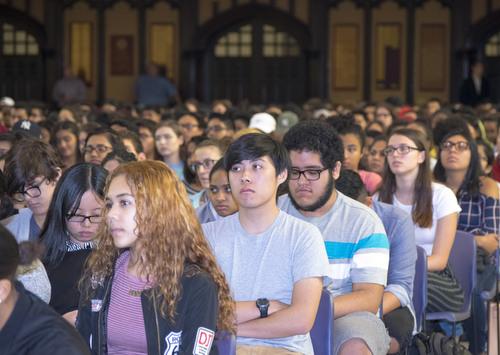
[128,289,143,297]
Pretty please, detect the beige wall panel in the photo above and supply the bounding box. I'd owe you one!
[329,1,363,104]
[414,1,450,105]
[472,0,487,24]
[372,1,406,102]
[30,0,44,24]
[295,0,309,24]
[493,0,500,11]
[218,0,232,12]
[146,2,179,84]
[105,2,137,102]
[63,1,97,102]
[275,0,289,12]
[198,0,213,25]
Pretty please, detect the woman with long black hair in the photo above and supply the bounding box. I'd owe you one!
[40,163,107,324]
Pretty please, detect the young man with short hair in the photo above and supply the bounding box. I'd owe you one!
[203,133,330,354]
[3,139,63,242]
[206,113,234,140]
[280,120,391,355]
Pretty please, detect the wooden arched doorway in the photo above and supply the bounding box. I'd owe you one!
[196,5,311,105]
[0,6,45,102]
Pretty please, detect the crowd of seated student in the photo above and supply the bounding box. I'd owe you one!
[0,95,498,354]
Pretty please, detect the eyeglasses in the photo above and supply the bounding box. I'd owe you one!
[66,214,103,224]
[180,123,199,131]
[13,178,46,202]
[83,144,112,154]
[290,168,328,181]
[383,145,421,156]
[207,125,226,133]
[190,159,217,172]
[440,141,469,152]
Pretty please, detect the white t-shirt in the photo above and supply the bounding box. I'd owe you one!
[375,182,461,256]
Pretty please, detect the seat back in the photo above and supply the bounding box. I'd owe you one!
[216,331,236,355]
[448,230,477,314]
[311,289,334,355]
[413,245,428,332]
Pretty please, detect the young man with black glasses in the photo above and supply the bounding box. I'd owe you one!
[202,133,330,354]
[3,139,62,243]
[279,120,391,355]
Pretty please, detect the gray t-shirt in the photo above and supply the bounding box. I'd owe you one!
[202,210,330,354]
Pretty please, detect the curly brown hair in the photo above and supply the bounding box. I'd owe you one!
[81,160,234,332]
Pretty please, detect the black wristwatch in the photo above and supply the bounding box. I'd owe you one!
[256,298,269,318]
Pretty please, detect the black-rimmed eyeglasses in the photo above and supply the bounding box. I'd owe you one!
[66,214,103,224]
[13,178,46,202]
[289,168,328,181]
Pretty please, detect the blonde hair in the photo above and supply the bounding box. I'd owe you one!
[81,160,234,331]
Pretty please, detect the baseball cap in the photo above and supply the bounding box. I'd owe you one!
[12,120,42,139]
[0,97,15,107]
[249,113,276,134]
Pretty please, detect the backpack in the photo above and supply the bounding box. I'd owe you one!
[409,332,472,355]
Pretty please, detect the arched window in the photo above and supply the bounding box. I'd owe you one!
[262,24,300,57]
[2,23,39,56]
[214,25,252,58]
[485,32,500,57]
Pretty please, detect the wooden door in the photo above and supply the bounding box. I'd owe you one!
[210,21,306,104]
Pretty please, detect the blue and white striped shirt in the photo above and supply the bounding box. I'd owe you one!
[279,191,390,297]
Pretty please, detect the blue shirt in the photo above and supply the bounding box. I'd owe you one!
[457,192,500,235]
[135,75,176,107]
[29,215,41,241]
[371,200,416,310]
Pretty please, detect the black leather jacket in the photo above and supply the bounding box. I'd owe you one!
[76,262,219,355]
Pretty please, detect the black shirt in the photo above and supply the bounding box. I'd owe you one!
[46,249,93,315]
[0,282,90,355]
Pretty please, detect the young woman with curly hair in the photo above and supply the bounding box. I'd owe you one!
[77,160,234,355]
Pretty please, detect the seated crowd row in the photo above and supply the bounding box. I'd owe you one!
[0,96,499,355]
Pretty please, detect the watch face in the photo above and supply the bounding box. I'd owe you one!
[256,298,269,307]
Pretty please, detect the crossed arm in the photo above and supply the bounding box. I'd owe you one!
[333,282,384,318]
[235,277,323,338]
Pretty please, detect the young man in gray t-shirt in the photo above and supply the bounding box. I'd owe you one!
[202,133,330,354]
